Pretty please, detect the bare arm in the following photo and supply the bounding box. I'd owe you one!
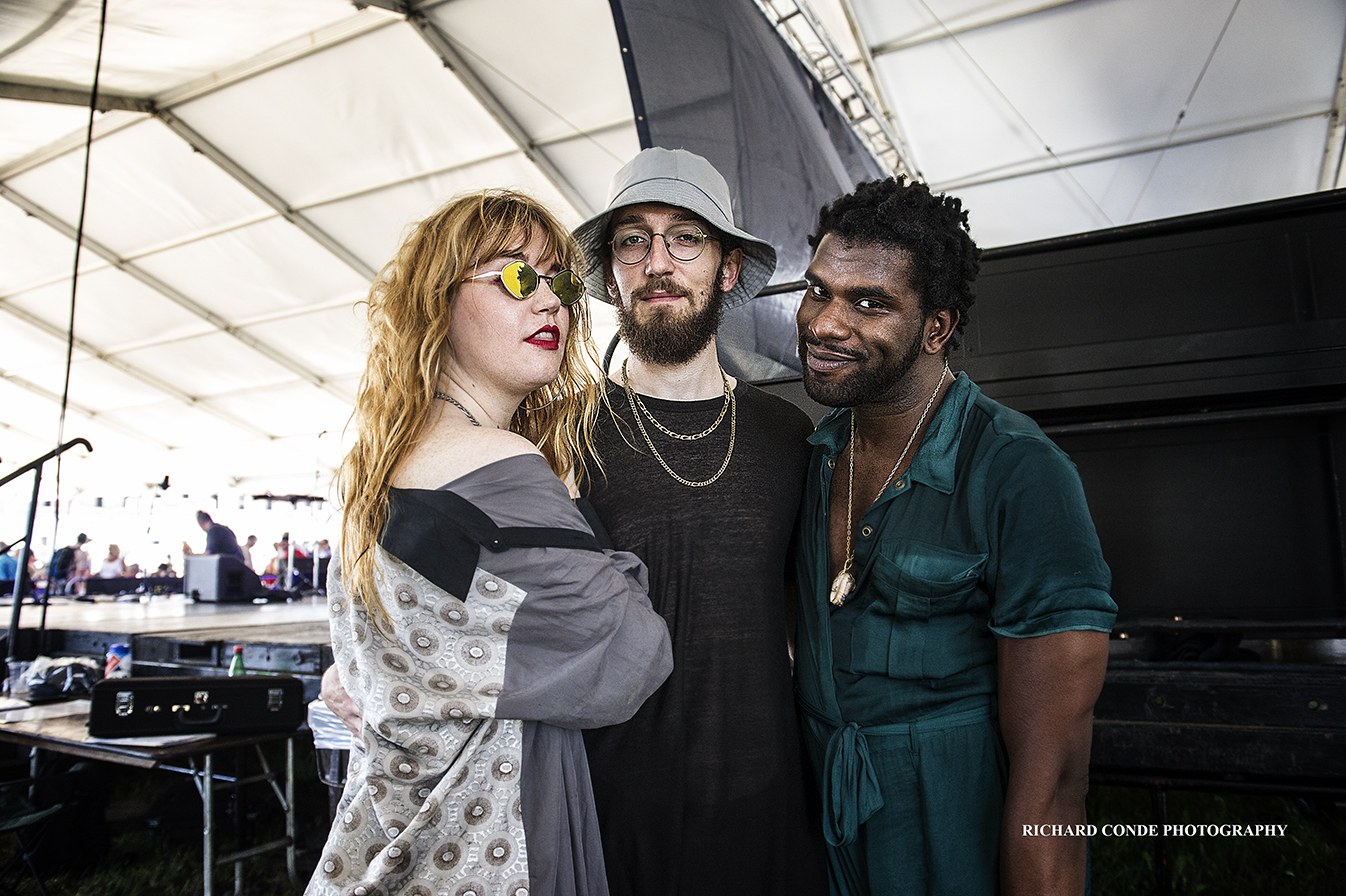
[998,629,1109,896]
[321,664,362,736]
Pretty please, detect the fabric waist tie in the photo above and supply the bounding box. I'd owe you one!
[800,700,993,847]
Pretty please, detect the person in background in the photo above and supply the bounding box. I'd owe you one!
[71,535,91,575]
[263,544,280,576]
[792,176,1116,895]
[280,531,307,557]
[98,544,139,578]
[313,538,333,594]
[48,533,90,596]
[1,547,35,598]
[24,552,40,596]
[307,189,672,896]
[239,534,257,571]
[182,511,245,561]
[267,534,307,587]
[0,543,16,582]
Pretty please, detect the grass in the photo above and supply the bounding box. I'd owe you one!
[0,739,330,895]
[1088,785,1346,895]
[0,747,1341,894]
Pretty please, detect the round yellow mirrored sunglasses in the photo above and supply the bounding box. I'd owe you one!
[465,260,584,306]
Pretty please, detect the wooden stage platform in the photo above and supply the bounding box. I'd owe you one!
[7,595,333,700]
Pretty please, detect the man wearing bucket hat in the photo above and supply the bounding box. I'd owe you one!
[572,147,826,896]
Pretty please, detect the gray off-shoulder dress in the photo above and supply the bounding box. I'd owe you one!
[308,454,674,896]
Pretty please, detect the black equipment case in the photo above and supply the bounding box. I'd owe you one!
[88,675,306,738]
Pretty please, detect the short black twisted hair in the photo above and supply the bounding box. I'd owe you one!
[809,177,980,350]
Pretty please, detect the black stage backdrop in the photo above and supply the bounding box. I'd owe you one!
[608,0,884,379]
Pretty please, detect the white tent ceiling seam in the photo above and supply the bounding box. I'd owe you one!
[155,110,379,281]
[867,0,1086,55]
[0,182,353,406]
[403,10,597,217]
[0,295,276,443]
[1123,0,1243,223]
[0,6,403,183]
[895,0,1118,226]
[1321,35,1346,191]
[0,91,367,418]
[933,110,1340,194]
[0,77,151,114]
[1,364,165,449]
[1,127,355,452]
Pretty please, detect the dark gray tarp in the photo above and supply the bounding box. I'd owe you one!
[609,0,884,378]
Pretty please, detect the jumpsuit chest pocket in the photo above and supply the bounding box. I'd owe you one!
[848,544,988,680]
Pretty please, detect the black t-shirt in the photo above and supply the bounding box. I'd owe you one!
[205,523,243,560]
[581,379,827,896]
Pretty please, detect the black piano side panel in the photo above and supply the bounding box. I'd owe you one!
[963,190,1346,413]
[962,189,1346,623]
[1054,414,1345,621]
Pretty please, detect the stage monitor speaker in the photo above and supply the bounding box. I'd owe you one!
[0,578,35,598]
[184,554,264,603]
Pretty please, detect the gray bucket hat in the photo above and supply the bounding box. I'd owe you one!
[573,147,777,309]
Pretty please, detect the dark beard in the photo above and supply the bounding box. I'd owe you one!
[616,265,727,367]
[799,323,924,408]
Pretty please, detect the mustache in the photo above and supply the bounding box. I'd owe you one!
[800,333,865,361]
[632,278,692,302]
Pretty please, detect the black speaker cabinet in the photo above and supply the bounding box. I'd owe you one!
[183,554,264,603]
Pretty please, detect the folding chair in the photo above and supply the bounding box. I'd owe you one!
[0,780,63,896]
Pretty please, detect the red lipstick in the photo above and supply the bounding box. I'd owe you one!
[525,325,561,350]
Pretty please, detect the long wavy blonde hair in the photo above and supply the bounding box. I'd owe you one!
[338,190,603,628]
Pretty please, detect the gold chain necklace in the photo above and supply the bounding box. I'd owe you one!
[622,363,737,488]
[830,364,949,607]
[623,359,730,440]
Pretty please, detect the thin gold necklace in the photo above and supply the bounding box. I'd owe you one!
[830,364,949,607]
[623,359,730,440]
[622,362,737,488]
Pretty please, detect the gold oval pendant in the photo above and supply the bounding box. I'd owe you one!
[829,570,856,607]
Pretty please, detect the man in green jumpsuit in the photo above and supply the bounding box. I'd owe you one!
[793,177,1117,895]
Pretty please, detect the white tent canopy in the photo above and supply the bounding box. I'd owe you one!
[2,0,1344,538]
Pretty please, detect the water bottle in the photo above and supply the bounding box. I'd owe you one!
[105,642,131,679]
[228,645,245,677]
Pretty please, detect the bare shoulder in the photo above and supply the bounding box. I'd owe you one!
[392,425,543,491]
